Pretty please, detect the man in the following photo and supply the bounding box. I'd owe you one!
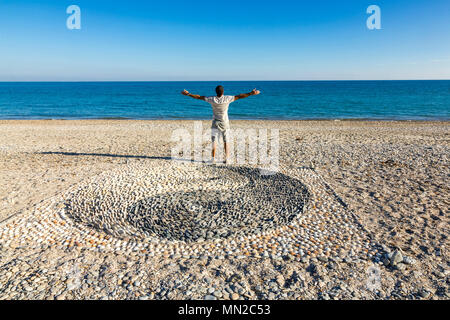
[181,85,261,163]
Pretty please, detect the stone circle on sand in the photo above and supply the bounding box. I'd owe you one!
[67,165,310,242]
[0,161,379,261]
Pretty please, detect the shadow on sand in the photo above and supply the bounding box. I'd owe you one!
[37,151,206,163]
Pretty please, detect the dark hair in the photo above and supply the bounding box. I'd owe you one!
[215,85,224,97]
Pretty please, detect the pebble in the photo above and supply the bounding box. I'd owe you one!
[403,256,416,265]
[276,275,285,287]
[390,250,403,267]
[434,271,445,279]
[419,289,431,298]
[396,263,406,271]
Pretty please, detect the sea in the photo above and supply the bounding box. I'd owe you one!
[0,81,449,120]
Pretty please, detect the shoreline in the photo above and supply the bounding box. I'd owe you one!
[1,118,449,124]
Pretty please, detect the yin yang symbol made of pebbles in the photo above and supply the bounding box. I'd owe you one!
[1,161,379,260]
[64,163,311,242]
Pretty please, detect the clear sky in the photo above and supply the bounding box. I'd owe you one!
[0,0,449,81]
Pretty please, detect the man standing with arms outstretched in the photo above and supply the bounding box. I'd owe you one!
[181,86,261,163]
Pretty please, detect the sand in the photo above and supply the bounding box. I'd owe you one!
[0,119,448,300]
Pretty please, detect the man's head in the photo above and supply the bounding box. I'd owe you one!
[215,85,224,97]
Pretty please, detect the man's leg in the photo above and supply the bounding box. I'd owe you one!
[211,140,217,162]
[223,130,230,163]
[211,127,219,163]
[224,142,229,163]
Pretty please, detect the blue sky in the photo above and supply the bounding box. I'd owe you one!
[0,0,449,81]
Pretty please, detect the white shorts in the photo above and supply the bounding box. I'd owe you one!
[211,119,230,142]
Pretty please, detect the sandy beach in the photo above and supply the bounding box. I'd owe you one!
[0,119,448,300]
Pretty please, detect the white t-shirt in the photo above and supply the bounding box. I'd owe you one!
[204,95,235,123]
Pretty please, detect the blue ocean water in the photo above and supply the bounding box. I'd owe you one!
[0,81,449,120]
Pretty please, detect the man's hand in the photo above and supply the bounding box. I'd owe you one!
[181,89,189,96]
[251,88,261,95]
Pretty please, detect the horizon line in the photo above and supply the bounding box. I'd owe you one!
[1,79,449,83]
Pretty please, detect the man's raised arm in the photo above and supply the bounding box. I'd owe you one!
[234,88,261,101]
[181,89,206,101]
